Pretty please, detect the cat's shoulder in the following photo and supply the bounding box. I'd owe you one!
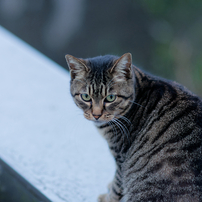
[135,66,201,100]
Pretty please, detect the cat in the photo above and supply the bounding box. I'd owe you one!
[65,53,202,202]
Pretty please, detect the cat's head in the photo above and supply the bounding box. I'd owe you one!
[65,53,135,126]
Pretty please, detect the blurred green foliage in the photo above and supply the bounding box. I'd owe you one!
[0,0,201,96]
[136,0,202,96]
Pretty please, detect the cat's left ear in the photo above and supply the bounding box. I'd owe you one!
[109,53,132,80]
[65,54,89,80]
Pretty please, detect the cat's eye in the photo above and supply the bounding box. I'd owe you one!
[81,94,91,102]
[105,95,116,102]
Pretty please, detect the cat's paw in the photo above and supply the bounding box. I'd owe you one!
[97,194,108,202]
[97,194,119,202]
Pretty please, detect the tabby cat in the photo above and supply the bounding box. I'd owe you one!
[65,53,202,202]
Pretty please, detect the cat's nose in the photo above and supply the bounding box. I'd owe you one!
[93,114,101,120]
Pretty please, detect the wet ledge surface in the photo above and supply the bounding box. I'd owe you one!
[0,26,115,202]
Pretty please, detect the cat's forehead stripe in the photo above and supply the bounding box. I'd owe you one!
[100,84,103,96]
[88,85,91,95]
[89,81,107,98]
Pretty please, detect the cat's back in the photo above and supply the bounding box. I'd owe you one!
[123,68,202,202]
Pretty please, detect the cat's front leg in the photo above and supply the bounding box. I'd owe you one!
[98,187,119,202]
[98,194,118,202]
[98,172,122,202]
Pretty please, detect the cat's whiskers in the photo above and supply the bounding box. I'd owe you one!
[108,120,118,141]
[109,120,126,155]
[115,118,131,144]
[129,100,144,108]
[75,109,84,116]
[112,118,131,144]
[111,119,125,142]
[117,115,133,132]
[117,115,131,125]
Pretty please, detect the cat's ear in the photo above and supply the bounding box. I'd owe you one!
[65,54,89,80]
[109,53,132,81]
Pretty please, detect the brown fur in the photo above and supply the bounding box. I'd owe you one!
[66,53,202,202]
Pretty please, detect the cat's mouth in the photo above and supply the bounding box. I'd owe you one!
[84,112,114,126]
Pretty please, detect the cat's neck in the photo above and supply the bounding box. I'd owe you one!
[96,122,131,164]
[96,67,151,163]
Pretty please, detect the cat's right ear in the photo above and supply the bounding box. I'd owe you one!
[65,54,89,80]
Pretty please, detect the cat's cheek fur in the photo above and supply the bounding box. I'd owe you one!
[105,100,123,112]
[74,98,91,113]
[70,80,86,96]
[83,111,92,120]
[106,99,132,117]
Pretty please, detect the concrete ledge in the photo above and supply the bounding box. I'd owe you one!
[0,26,115,202]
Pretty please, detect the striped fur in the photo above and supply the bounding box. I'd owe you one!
[66,53,202,202]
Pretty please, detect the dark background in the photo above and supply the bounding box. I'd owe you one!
[0,0,202,96]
